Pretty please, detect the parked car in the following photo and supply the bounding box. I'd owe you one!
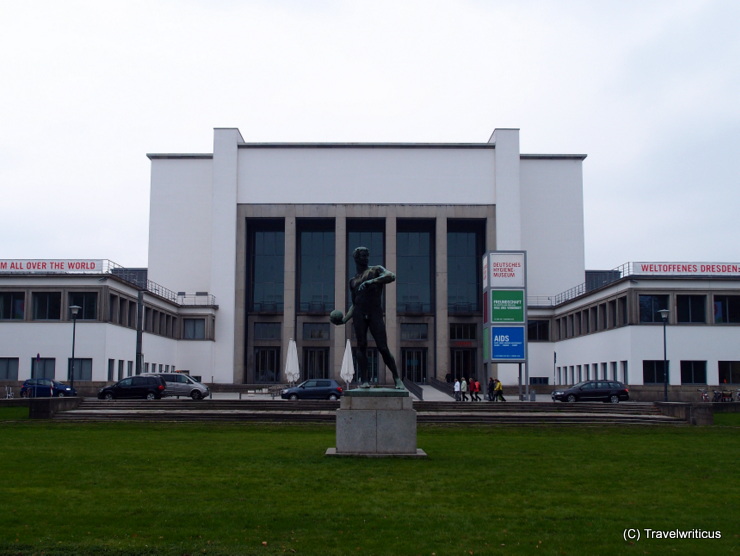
[20,379,77,398]
[98,375,167,400]
[551,380,629,403]
[281,379,343,400]
[143,372,209,400]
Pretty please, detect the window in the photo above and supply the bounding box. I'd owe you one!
[303,323,330,340]
[639,294,669,323]
[254,347,280,383]
[642,360,667,384]
[0,292,25,320]
[677,295,706,323]
[401,323,428,341]
[397,221,434,313]
[32,292,61,320]
[718,361,740,384]
[183,318,206,339]
[447,220,484,313]
[0,358,19,380]
[254,322,281,340]
[529,377,549,385]
[304,347,329,379]
[713,295,740,323]
[450,323,477,340]
[68,292,98,320]
[31,357,55,379]
[249,220,285,312]
[681,360,706,384]
[298,222,335,313]
[69,358,93,381]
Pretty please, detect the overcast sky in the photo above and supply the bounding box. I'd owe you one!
[2,0,738,279]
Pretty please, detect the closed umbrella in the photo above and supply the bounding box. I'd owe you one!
[284,339,300,385]
[340,339,355,388]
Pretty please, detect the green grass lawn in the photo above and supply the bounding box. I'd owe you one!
[0,421,737,555]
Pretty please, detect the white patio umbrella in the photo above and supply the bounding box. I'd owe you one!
[340,339,355,388]
[284,339,300,385]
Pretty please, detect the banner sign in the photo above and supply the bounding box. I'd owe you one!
[491,326,526,360]
[633,262,740,277]
[483,251,527,363]
[0,259,104,273]
[491,289,525,323]
[488,252,526,288]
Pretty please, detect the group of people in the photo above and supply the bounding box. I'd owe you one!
[452,377,506,402]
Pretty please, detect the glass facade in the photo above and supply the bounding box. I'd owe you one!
[298,223,335,313]
[249,222,285,312]
[447,220,484,313]
[397,221,433,313]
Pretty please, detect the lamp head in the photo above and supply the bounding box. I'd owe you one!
[70,305,82,318]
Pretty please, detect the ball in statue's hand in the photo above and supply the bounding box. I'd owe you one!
[329,310,344,325]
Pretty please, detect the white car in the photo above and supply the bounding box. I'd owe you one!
[143,373,210,400]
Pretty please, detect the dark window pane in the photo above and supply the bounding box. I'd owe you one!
[69,292,98,320]
[249,221,285,312]
[32,292,61,320]
[677,295,705,323]
[639,295,668,323]
[254,322,281,340]
[0,292,25,320]
[397,223,433,313]
[298,225,334,313]
[447,224,483,313]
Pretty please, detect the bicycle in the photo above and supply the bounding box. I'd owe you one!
[4,386,13,399]
[697,388,709,402]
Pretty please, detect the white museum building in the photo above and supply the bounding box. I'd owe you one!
[1,128,739,398]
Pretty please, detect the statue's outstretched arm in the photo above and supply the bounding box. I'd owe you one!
[357,266,396,291]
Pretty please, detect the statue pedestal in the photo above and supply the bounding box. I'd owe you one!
[326,388,426,458]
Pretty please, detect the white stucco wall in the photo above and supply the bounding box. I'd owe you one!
[237,146,497,204]
[520,157,586,298]
[148,157,213,292]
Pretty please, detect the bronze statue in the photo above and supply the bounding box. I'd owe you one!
[331,246,403,389]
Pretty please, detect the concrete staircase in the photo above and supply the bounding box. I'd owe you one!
[53,398,686,425]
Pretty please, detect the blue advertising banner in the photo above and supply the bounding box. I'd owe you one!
[491,326,526,361]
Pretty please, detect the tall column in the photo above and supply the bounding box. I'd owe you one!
[435,215,448,381]
[210,128,243,383]
[333,210,347,380]
[282,212,297,376]
[385,212,398,386]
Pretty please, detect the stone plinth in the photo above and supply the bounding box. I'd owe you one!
[326,388,426,458]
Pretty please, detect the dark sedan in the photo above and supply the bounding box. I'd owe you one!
[551,380,629,403]
[98,375,167,400]
[20,379,77,398]
[281,379,343,400]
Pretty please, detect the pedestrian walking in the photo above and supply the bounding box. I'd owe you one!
[487,377,495,401]
[460,376,469,401]
[474,378,482,401]
[453,378,461,401]
[494,378,506,402]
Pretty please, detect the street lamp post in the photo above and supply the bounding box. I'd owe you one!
[69,305,81,390]
[658,308,670,402]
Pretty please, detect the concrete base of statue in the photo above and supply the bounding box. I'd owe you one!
[326,388,426,458]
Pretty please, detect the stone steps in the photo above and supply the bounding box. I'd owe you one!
[53,398,684,425]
